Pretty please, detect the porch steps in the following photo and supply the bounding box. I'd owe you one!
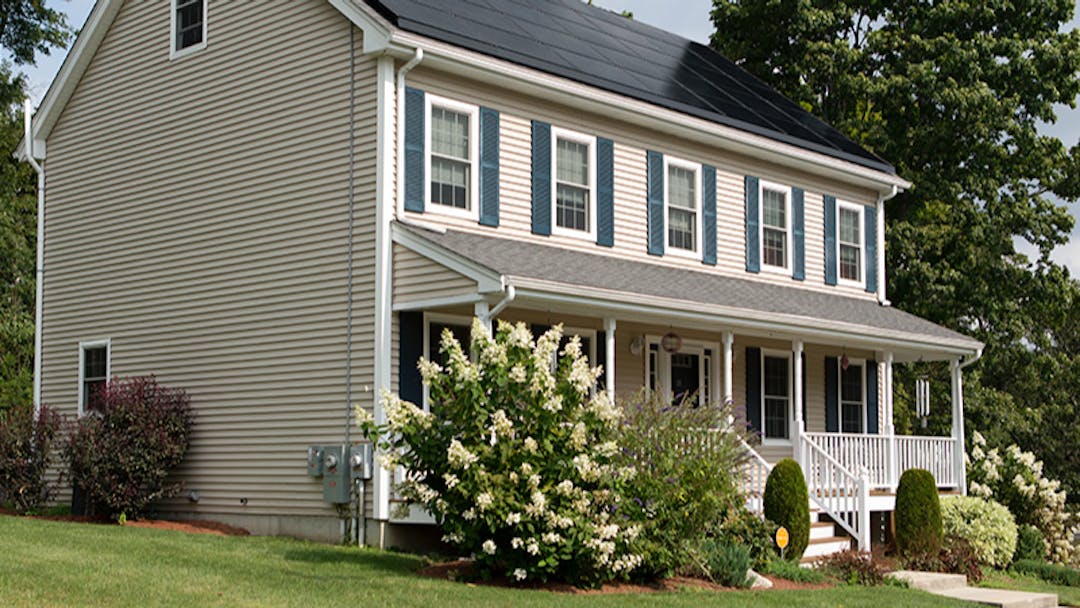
[890,571,1059,608]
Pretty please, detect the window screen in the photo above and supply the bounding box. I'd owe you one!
[175,0,204,51]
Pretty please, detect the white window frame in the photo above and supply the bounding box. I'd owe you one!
[562,326,598,366]
[170,0,208,61]
[663,155,703,260]
[550,127,598,241]
[421,312,473,411]
[77,339,111,417]
[642,335,720,407]
[838,358,867,434]
[758,180,793,274]
[836,201,866,288]
[424,94,480,222]
[760,348,792,445]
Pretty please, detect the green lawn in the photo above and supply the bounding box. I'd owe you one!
[0,515,975,608]
[981,569,1080,606]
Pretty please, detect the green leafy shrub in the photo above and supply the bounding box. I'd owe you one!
[693,539,752,588]
[761,557,826,583]
[901,536,983,583]
[712,509,778,569]
[968,432,1076,565]
[819,549,888,585]
[65,376,192,520]
[1014,525,1047,563]
[1012,559,1080,587]
[614,389,746,578]
[762,458,809,560]
[358,321,640,587]
[895,468,943,559]
[941,496,1017,568]
[0,404,62,514]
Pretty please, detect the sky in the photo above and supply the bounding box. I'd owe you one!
[10,0,1080,275]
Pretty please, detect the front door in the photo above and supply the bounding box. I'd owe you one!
[670,353,700,404]
[646,339,717,407]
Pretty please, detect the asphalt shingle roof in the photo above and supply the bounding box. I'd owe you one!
[402,224,981,350]
[365,0,895,174]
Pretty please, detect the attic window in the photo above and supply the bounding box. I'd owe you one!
[172,0,207,58]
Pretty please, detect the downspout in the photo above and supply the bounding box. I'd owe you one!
[953,347,984,496]
[395,48,445,234]
[876,185,898,306]
[479,285,515,331]
[24,100,45,421]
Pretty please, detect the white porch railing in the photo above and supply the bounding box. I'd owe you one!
[895,436,957,488]
[803,432,892,488]
[740,438,772,514]
[799,437,871,550]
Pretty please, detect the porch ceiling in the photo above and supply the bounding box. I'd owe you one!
[392,222,983,361]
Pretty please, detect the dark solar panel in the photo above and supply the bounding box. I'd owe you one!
[366,0,894,173]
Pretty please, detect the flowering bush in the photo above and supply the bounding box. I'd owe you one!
[614,389,746,578]
[940,496,1017,568]
[968,432,1077,565]
[66,376,192,519]
[358,320,641,587]
[0,404,62,513]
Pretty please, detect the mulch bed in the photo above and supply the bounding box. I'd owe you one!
[1,508,249,536]
[417,559,834,594]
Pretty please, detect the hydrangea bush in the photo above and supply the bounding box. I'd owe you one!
[357,320,641,586]
[967,431,1077,565]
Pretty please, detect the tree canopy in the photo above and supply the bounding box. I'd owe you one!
[711,0,1080,498]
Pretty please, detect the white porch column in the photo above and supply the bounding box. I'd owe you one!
[604,318,616,403]
[884,352,897,489]
[950,359,967,495]
[793,340,805,466]
[722,332,734,406]
[474,301,491,334]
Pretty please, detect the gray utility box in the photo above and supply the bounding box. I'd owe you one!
[306,446,324,477]
[321,445,350,504]
[350,443,374,481]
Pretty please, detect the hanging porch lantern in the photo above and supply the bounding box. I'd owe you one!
[660,332,682,354]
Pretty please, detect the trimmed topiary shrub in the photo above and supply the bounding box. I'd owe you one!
[65,376,192,520]
[1015,525,1047,564]
[0,404,62,514]
[763,458,809,560]
[941,495,1017,568]
[895,468,943,559]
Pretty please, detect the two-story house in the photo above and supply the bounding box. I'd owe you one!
[19,0,982,552]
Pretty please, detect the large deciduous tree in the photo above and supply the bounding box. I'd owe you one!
[0,1,71,412]
[710,0,1080,499]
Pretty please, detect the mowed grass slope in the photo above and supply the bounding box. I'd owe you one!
[1,516,975,607]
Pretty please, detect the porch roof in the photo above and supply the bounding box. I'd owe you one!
[394,223,983,359]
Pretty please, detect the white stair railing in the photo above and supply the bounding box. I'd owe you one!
[800,437,871,551]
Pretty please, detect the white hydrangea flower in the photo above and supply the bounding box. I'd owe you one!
[511,537,523,549]
[506,512,521,526]
[443,473,459,490]
[569,422,587,450]
[541,532,562,545]
[442,532,463,544]
[382,390,431,431]
[542,395,563,413]
[555,479,574,496]
[447,439,479,470]
[509,364,528,384]
[972,430,986,446]
[462,508,476,521]
[526,538,540,555]
[523,437,538,453]
[476,491,494,511]
[491,409,514,436]
[353,404,374,427]
[417,358,443,382]
[512,568,527,581]
[595,441,618,458]
[482,540,497,555]
[506,322,533,349]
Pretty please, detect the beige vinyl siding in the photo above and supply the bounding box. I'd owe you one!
[392,244,478,304]
[42,0,377,526]
[402,67,879,300]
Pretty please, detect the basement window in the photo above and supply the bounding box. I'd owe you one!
[172,0,207,59]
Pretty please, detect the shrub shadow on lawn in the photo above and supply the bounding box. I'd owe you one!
[282,548,420,574]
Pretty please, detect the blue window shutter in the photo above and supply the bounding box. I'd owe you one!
[865,205,878,294]
[702,164,717,266]
[792,187,805,280]
[866,360,879,434]
[404,87,425,213]
[399,311,424,405]
[647,150,665,256]
[745,347,762,436]
[825,356,839,432]
[824,195,838,286]
[597,138,615,247]
[596,331,607,390]
[745,176,760,273]
[479,107,500,227]
[531,121,551,236]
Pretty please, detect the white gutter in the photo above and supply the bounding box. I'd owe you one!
[877,185,898,306]
[486,285,516,320]
[394,48,445,234]
[24,99,45,421]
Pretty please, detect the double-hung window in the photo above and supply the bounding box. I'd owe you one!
[426,96,479,218]
[762,352,791,440]
[838,203,864,285]
[760,184,791,271]
[171,0,207,59]
[663,156,701,257]
[840,361,865,433]
[78,340,110,415]
[551,128,596,239]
